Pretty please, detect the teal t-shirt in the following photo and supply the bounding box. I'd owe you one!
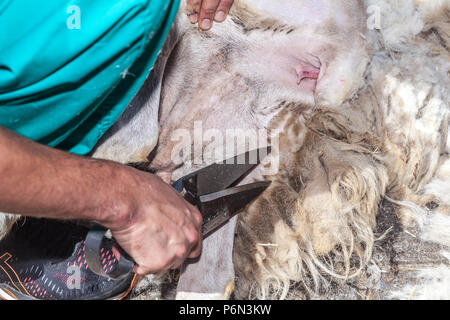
[0,0,180,155]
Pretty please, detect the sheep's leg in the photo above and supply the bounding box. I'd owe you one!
[176,216,237,300]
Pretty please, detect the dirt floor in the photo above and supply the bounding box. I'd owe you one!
[318,200,448,300]
[129,200,450,300]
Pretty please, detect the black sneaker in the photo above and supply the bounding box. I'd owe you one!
[0,218,137,300]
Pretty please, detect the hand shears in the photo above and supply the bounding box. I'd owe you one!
[84,148,272,279]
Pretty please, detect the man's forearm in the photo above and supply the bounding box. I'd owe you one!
[0,126,204,274]
[0,126,125,223]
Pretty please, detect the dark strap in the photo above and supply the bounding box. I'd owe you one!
[85,224,135,280]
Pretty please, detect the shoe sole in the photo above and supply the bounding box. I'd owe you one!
[0,273,139,300]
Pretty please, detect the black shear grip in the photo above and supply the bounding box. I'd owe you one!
[84,224,135,280]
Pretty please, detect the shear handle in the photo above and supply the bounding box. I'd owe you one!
[85,224,135,280]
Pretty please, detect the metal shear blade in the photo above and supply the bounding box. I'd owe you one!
[198,181,271,237]
[173,146,271,237]
[172,146,271,195]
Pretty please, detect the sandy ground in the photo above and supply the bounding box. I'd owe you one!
[129,200,449,300]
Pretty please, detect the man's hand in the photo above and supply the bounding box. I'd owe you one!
[103,167,203,275]
[186,0,234,30]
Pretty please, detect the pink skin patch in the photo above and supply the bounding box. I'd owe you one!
[294,65,320,85]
